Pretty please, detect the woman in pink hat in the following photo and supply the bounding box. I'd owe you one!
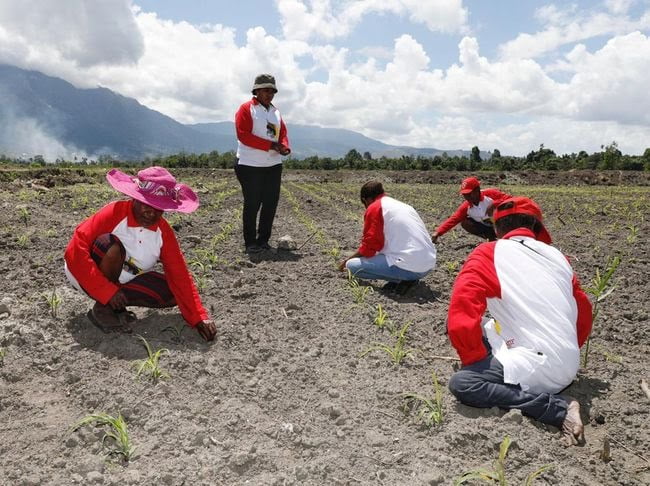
[64,166,216,341]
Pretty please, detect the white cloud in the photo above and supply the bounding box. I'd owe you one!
[276,0,468,41]
[499,3,650,60]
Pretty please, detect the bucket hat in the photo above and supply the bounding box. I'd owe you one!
[106,166,199,213]
[459,177,480,194]
[252,73,277,93]
[493,196,552,244]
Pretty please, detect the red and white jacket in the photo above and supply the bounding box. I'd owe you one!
[64,200,208,327]
[359,195,437,273]
[235,97,290,167]
[436,188,510,236]
[447,228,592,394]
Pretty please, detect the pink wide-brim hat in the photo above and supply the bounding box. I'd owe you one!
[106,166,199,213]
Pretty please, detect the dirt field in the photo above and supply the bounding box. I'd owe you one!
[0,168,648,485]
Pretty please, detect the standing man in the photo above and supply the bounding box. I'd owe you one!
[431,177,510,243]
[446,197,592,445]
[338,181,437,295]
[235,73,291,253]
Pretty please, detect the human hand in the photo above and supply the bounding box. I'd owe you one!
[108,290,128,310]
[196,320,217,341]
[271,142,290,155]
[431,233,439,244]
[338,259,348,272]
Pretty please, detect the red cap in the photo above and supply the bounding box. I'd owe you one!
[459,177,480,194]
[493,196,552,244]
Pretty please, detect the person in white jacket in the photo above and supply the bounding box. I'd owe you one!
[447,196,593,445]
[338,181,437,295]
[235,73,291,254]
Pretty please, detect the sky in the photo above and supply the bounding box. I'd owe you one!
[1,0,649,156]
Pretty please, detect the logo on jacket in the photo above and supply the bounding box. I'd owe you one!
[266,122,278,139]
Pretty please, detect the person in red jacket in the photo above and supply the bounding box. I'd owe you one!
[446,197,592,445]
[234,73,291,254]
[64,166,216,341]
[431,177,510,243]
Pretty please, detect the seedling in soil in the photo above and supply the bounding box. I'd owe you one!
[0,347,5,366]
[626,224,638,244]
[443,260,461,275]
[162,323,185,340]
[360,322,415,365]
[132,335,169,382]
[402,371,444,427]
[18,207,30,225]
[582,255,620,368]
[45,287,62,318]
[17,234,29,247]
[347,270,374,304]
[454,436,552,485]
[71,412,136,462]
[373,303,390,329]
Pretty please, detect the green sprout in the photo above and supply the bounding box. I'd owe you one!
[18,206,30,226]
[373,303,390,329]
[360,322,414,365]
[402,371,444,427]
[443,260,461,275]
[132,335,169,382]
[17,234,29,247]
[45,287,62,318]
[347,270,374,304]
[455,436,553,485]
[71,412,136,462]
[0,347,5,366]
[582,255,620,368]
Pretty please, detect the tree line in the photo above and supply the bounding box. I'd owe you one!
[2,142,649,171]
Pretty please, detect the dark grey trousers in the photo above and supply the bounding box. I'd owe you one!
[448,354,568,427]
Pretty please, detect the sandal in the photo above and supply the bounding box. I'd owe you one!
[87,304,133,334]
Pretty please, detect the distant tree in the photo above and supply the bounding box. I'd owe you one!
[344,149,363,168]
[599,141,621,170]
[363,151,372,160]
[492,148,501,159]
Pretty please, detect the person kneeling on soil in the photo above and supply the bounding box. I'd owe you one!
[431,177,510,243]
[446,197,592,445]
[338,181,437,295]
[64,166,216,341]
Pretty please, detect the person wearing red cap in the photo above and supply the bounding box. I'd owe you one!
[446,196,592,445]
[64,167,217,341]
[431,177,510,243]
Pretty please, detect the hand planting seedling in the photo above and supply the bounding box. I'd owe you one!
[582,255,620,368]
[71,412,136,462]
[360,322,415,365]
[347,270,374,305]
[454,436,553,485]
[132,335,170,382]
[402,371,444,427]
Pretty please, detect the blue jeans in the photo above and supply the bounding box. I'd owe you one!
[448,354,568,427]
[345,254,431,283]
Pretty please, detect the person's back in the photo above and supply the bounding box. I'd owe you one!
[379,196,436,273]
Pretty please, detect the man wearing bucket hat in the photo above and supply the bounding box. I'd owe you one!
[446,196,592,445]
[64,166,216,341]
[234,73,291,254]
[431,177,510,243]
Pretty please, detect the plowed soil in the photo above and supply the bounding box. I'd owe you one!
[0,168,648,485]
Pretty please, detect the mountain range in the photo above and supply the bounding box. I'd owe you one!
[0,64,469,160]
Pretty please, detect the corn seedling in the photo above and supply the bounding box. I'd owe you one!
[372,303,390,329]
[402,371,444,427]
[347,270,374,304]
[71,412,136,461]
[455,436,553,485]
[0,347,5,366]
[18,206,30,225]
[360,322,414,365]
[45,287,62,318]
[132,335,169,382]
[443,260,461,275]
[626,224,638,244]
[162,323,185,340]
[17,234,29,247]
[582,255,621,368]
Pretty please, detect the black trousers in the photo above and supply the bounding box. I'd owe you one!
[234,162,283,247]
[461,218,497,241]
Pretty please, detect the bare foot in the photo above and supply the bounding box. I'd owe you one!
[562,398,585,446]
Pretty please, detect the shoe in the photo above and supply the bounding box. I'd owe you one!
[383,281,399,291]
[395,280,419,295]
[246,244,262,254]
[87,302,133,334]
[258,242,272,250]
